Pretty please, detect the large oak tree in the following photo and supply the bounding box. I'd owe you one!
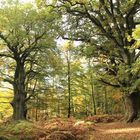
[0,1,60,120]
[52,0,140,122]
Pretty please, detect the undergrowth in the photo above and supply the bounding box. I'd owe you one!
[0,120,46,140]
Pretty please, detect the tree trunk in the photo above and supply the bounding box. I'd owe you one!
[126,92,140,123]
[11,60,27,120]
[35,96,38,121]
[91,84,96,115]
[71,98,75,116]
[57,96,60,117]
[67,59,71,118]
[11,94,27,120]
[104,87,108,114]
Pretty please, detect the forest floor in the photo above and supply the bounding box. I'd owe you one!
[1,115,140,140]
[40,116,140,140]
[90,122,140,140]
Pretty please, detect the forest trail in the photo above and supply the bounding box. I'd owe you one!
[90,122,140,140]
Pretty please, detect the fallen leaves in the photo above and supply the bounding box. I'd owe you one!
[41,118,94,140]
[85,114,123,123]
[0,115,140,140]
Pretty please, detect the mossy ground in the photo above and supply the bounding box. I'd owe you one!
[0,120,46,140]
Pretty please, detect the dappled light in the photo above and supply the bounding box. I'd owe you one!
[104,127,140,134]
[0,0,140,139]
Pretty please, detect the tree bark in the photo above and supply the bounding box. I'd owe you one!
[11,94,27,120]
[126,92,140,123]
[11,60,27,120]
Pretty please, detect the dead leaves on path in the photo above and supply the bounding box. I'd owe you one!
[92,122,140,140]
[40,116,140,140]
[85,114,123,123]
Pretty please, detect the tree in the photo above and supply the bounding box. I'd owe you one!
[0,1,60,120]
[87,58,97,115]
[53,0,140,122]
[61,41,76,118]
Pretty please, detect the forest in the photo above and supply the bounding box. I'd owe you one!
[0,0,140,139]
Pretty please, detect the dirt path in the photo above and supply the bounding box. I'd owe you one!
[89,122,140,140]
[39,119,140,140]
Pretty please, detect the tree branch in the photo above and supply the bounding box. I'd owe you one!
[0,53,14,59]
[62,36,90,42]
[21,31,46,61]
[0,33,16,54]
[126,0,140,18]
[25,79,38,102]
[3,78,14,85]
[98,78,120,88]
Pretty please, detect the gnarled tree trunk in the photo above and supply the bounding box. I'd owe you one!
[126,92,140,123]
[11,60,27,120]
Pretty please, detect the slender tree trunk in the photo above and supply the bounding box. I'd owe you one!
[91,84,96,115]
[88,59,96,115]
[104,87,108,114]
[67,56,71,118]
[11,60,27,120]
[57,95,60,117]
[35,96,38,121]
[71,97,75,116]
[67,60,71,118]
[84,95,89,117]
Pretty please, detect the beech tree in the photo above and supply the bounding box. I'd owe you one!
[0,2,60,120]
[61,41,76,118]
[52,0,140,122]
